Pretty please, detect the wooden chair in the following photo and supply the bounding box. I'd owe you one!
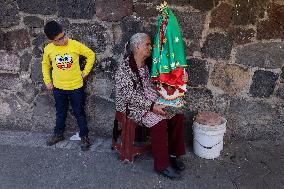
[112,111,151,163]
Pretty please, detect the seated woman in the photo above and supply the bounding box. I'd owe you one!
[115,33,187,179]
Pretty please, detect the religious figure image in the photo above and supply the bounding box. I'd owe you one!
[151,2,188,108]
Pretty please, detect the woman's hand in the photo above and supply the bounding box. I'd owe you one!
[152,104,167,116]
[182,71,188,83]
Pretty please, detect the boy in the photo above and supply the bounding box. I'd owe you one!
[42,20,95,151]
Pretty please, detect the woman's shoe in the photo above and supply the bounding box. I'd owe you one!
[170,156,185,171]
[157,166,181,179]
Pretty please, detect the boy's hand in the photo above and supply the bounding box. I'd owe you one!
[152,104,167,116]
[46,83,54,90]
[82,73,87,79]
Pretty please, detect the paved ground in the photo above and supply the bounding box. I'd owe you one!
[0,130,283,189]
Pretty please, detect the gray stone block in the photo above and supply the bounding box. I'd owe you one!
[86,95,115,136]
[92,57,118,78]
[32,47,43,58]
[69,23,108,53]
[257,3,284,40]
[143,23,156,41]
[16,81,39,103]
[281,66,284,82]
[175,11,206,55]
[184,87,213,112]
[187,58,209,87]
[168,0,190,5]
[96,0,133,22]
[201,33,233,60]
[113,16,144,55]
[211,94,231,116]
[175,10,206,40]
[276,83,284,99]
[0,93,32,131]
[17,0,57,15]
[236,42,284,69]
[57,0,95,19]
[5,29,31,52]
[0,0,19,28]
[0,30,5,50]
[135,0,190,6]
[33,94,55,117]
[0,73,21,90]
[23,16,44,28]
[190,0,220,11]
[210,3,233,29]
[32,33,47,46]
[232,0,269,26]
[20,52,32,72]
[227,99,280,140]
[85,77,115,99]
[0,52,20,72]
[31,58,43,83]
[228,27,255,45]
[211,63,250,96]
[134,3,157,19]
[109,89,115,100]
[249,70,278,98]
[243,123,283,140]
[32,93,56,132]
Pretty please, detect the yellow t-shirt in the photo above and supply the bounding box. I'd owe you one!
[42,39,96,90]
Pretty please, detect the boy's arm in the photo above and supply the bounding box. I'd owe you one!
[41,50,53,88]
[77,41,96,76]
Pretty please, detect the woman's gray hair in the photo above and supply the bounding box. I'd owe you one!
[129,33,149,52]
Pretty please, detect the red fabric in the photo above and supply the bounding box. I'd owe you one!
[159,19,168,51]
[150,114,186,171]
[152,67,186,86]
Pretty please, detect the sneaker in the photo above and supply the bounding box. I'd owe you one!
[46,134,64,146]
[69,132,81,141]
[80,136,91,151]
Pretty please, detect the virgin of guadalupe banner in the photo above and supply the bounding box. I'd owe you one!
[151,2,188,107]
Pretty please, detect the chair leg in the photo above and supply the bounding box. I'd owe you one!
[121,118,136,162]
[112,112,151,163]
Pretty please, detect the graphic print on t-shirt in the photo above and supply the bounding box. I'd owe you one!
[55,54,73,70]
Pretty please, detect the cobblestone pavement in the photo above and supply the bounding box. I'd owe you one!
[0,131,283,189]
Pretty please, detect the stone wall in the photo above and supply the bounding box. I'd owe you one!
[0,0,283,140]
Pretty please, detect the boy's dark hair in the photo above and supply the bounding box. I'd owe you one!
[44,21,63,40]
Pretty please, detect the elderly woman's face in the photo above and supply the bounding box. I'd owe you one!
[136,36,152,58]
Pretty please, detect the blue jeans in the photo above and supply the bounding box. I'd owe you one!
[53,87,88,137]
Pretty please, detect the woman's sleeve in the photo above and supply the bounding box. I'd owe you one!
[115,65,153,111]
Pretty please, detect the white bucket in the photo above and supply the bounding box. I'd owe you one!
[193,117,227,159]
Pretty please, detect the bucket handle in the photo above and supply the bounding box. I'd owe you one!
[194,138,222,149]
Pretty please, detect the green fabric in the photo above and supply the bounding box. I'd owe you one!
[151,7,187,77]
